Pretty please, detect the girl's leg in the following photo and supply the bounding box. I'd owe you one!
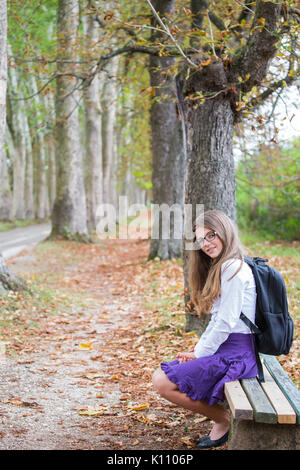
[152,368,229,440]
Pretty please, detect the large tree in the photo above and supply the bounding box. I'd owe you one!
[148,0,186,260]
[139,0,299,331]
[50,0,88,240]
[182,0,299,331]
[0,0,10,219]
[0,0,27,293]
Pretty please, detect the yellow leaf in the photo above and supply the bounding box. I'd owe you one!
[136,415,151,423]
[130,402,150,411]
[201,58,212,67]
[111,374,121,381]
[257,18,265,26]
[78,342,93,350]
[78,409,103,416]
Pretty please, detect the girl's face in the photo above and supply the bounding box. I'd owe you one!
[195,226,223,259]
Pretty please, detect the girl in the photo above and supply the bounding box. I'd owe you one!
[152,210,258,449]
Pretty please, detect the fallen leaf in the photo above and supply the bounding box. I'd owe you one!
[78,405,108,416]
[111,374,121,381]
[130,402,150,411]
[194,416,209,423]
[78,342,93,350]
[181,436,193,446]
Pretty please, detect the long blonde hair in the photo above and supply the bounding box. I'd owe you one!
[189,210,244,314]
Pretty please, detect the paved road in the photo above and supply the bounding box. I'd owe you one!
[0,222,52,259]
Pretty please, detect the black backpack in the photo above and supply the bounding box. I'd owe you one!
[239,256,294,382]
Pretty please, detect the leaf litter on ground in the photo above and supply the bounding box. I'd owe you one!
[0,235,298,450]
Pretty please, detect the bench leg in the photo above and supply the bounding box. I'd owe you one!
[228,416,300,450]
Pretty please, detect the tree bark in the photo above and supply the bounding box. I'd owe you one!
[149,0,186,260]
[51,0,88,240]
[29,74,50,219]
[0,143,12,219]
[7,45,26,220]
[0,0,10,220]
[83,8,103,232]
[43,92,56,212]
[0,253,28,293]
[101,55,119,206]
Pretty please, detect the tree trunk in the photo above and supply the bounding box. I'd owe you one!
[0,0,10,220]
[83,9,103,232]
[7,45,26,220]
[0,143,12,219]
[148,0,186,260]
[29,74,50,219]
[51,0,88,240]
[181,61,236,332]
[23,109,34,220]
[43,92,56,212]
[0,253,28,293]
[101,55,119,205]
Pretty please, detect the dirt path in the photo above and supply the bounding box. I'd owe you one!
[0,237,217,451]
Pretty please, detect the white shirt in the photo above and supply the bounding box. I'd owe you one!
[194,258,257,358]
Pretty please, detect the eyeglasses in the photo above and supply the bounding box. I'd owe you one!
[194,230,217,249]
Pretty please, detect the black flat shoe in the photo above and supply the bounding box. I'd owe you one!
[197,431,229,449]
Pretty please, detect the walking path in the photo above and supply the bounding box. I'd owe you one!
[0,237,215,450]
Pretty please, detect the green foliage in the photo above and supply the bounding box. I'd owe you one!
[8,0,57,61]
[236,138,300,240]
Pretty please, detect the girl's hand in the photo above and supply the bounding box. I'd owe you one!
[176,352,196,363]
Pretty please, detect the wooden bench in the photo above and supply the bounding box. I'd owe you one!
[224,354,300,450]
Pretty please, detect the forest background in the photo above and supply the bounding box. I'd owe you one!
[0,0,299,333]
[0,0,299,241]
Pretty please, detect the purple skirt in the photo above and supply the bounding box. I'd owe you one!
[160,333,258,406]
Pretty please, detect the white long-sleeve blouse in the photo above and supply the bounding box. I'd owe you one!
[194,258,257,358]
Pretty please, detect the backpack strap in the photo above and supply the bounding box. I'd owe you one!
[240,312,261,335]
[240,312,265,382]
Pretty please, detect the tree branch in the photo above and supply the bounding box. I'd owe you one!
[145,0,198,68]
[234,0,283,92]
[249,73,298,111]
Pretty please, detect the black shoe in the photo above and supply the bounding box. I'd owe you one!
[197,431,229,449]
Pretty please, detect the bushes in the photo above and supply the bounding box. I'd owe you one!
[236,139,300,240]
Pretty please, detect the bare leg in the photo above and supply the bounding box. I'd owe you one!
[152,368,229,440]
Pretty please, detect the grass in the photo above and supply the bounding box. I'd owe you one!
[240,230,300,258]
[0,218,50,232]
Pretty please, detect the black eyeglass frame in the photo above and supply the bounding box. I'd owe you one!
[194,230,217,249]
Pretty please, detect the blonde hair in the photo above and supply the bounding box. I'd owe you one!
[189,210,244,314]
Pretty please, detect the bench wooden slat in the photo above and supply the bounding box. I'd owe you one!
[262,354,300,425]
[224,380,253,420]
[240,377,277,423]
[260,365,296,424]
